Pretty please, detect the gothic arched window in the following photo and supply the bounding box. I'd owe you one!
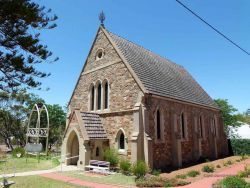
[156,110,161,139]
[199,116,203,138]
[211,116,217,136]
[104,81,109,109]
[181,113,186,139]
[97,82,102,110]
[90,85,95,111]
[119,133,125,150]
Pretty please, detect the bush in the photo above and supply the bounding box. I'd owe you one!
[103,149,119,166]
[151,169,161,176]
[224,160,233,166]
[219,176,248,188]
[132,160,148,179]
[205,158,210,162]
[136,177,190,187]
[136,176,165,187]
[52,158,60,166]
[119,158,131,175]
[237,165,250,178]
[241,154,248,161]
[231,139,250,155]
[175,174,187,179]
[216,164,221,168]
[187,170,200,177]
[202,165,214,173]
[12,147,25,158]
[164,178,190,187]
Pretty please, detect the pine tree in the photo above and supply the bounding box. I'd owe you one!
[0,0,58,92]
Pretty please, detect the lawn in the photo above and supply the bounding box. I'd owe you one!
[0,156,59,174]
[64,172,136,186]
[1,176,87,188]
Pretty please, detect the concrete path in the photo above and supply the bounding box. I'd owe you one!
[41,172,130,188]
[176,158,250,188]
[0,164,78,178]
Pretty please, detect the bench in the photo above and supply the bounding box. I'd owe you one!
[85,160,110,174]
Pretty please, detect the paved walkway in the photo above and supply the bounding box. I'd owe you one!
[0,165,78,178]
[41,172,129,188]
[176,158,250,188]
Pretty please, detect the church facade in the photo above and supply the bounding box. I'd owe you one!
[61,26,228,170]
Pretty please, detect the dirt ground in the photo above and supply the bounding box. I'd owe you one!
[160,156,249,183]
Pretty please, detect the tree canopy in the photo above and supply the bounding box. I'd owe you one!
[214,99,244,137]
[0,0,58,92]
[0,90,66,151]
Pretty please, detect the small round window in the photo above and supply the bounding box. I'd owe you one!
[96,49,104,60]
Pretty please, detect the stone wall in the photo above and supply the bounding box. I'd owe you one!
[100,111,135,159]
[69,29,142,113]
[68,27,143,160]
[146,96,228,169]
[84,29,121,72]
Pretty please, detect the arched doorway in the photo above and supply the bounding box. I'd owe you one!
[67,130,79,165]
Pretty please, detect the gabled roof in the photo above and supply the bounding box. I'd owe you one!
[102,27,218,109]
[80,112,107,139]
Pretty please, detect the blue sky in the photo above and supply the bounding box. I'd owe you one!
[32,0,250,113]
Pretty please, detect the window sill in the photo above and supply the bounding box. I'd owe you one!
[118,149,127,155]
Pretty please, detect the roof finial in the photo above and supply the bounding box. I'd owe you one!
[99,11,105,27]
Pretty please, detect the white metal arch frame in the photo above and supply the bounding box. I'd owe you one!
[26,103,50,154]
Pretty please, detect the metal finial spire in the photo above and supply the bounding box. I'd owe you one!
[99,11,105,27]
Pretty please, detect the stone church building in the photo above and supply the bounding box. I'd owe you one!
[61,25,228,170]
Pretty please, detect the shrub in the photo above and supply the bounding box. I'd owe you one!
[216,164,221,168]
[241,154,248,161]
[103,148,119,166]
[202,165,214,173]
[175,180,191,186]
[219,176,247,188]
[175,174,187,179]
[225,160,233,166]
[187,170,200,177]
[132,160,148,179]
[136,176,165,187]
[237,165,250,178]
[223,160,234,167]
[164,178,190,187]
[119,158,131,175]
[12,147,25,158]
[136,177,191,187]
[151,169,161,176]
[231,139,250,155]
[52,158,60,166]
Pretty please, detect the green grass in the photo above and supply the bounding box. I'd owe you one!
[0,157,59,174]
[64,172,136,186]
[1,176,87,188]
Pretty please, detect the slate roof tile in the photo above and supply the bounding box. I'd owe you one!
[107,30,218,109]
[80,112,107,139]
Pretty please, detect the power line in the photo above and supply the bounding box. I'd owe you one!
[175,0,250,55]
